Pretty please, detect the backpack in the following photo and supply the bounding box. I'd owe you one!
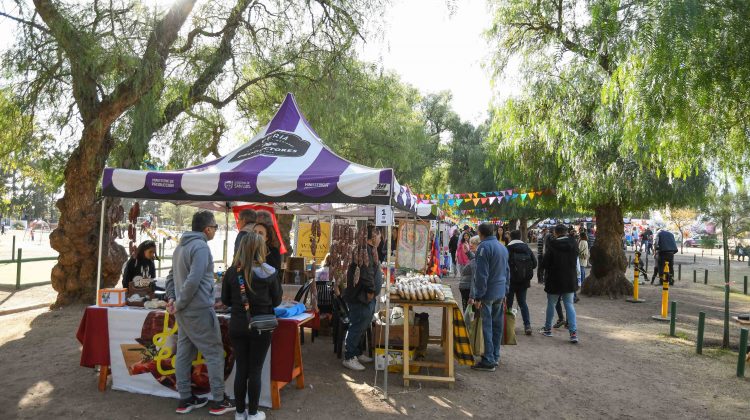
[509,248,534,282]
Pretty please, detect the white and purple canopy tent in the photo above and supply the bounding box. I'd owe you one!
[96,93,415,398]
[102,93,417,211]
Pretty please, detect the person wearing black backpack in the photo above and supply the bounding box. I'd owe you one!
[506,230,537,335]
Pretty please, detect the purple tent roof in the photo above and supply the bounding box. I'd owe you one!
[102,93,416,211]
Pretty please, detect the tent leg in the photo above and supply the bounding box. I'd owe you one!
[292,216,300,256]
[223,206,229,268]
[383,211,393,400]
[96,197,106,303]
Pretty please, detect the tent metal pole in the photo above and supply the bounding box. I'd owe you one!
[292,216,300,256]
[384,210,392,400]
[223,205,229,268]
[95,196,106,303]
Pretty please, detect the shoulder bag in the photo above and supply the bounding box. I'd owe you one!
[238,272,278,332]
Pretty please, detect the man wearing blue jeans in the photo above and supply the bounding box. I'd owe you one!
[540,224,580,343]
[468,223,509,372]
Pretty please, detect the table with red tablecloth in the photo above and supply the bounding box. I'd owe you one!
[76,306,312,409]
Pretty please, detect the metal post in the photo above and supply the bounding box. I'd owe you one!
[669,301,677,336]
[15,248,22,290]
[745,276,748,295]
[693,254,696,263]
[678,264,682,281]
[223,205,229,268]
[292,216,300,256]
[627,251,644,303]
[738,328,748,377]
[11,235,15,261]
[696,312,706,354]
[704,269,708,285]
[383,219,392,400]
[693,270,696,283]
[95,197,106,300]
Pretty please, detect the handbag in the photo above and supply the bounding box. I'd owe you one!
[239,272,278,332]
[465,306,484,357]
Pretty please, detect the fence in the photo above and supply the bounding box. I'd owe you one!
[0,249,58,289]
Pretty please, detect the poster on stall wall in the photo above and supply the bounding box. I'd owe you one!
[297,222,330,264]
[396,221,430,271]
[107,307,272,407]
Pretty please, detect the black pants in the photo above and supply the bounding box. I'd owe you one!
[656,252,675,284]
[459,288,471,311]
[230,330,272,414]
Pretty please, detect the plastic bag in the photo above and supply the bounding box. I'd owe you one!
[465,305,484,357]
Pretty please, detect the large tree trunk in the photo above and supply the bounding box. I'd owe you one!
[519,217,528,243]
[49,130,127,307]
[581,203,632,298]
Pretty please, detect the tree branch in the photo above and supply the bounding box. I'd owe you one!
[0,11,50,33]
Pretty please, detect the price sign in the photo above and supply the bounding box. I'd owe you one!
[430,220,437,230]
[375,205,393,226]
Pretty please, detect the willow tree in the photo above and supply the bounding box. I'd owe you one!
[2,0,377,306]
[487,0,709,297]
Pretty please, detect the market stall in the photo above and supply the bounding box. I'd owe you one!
[91,93,418,402]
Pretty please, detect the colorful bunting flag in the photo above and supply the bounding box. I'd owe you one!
[472,198,480,206]
[521,193,527,201]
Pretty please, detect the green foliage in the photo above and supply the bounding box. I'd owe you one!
[486,0,709,214]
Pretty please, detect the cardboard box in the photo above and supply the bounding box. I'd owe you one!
[98,288,127,307]
[374,347,419,373]
[372,323,422,348]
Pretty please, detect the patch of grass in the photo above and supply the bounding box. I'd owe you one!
[702,347,735,360]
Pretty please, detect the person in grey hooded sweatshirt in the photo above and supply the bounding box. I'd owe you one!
[167,211,235,415]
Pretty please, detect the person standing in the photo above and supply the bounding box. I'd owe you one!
[222,233,282,420]
[458,235,481,310]
[653,228,678,285]
[234,209,257,257]
[536,228,547,283]
[166,211,235,415]
[448,230,459,276]
[468,223,509,371]
[539,224,580,344]
[342,225,382,371]
[506,230,536,335]
[253,211,281,271]
[456,232,471,274]
[578,231,590,278]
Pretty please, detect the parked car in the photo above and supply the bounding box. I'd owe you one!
[683,238,699,247]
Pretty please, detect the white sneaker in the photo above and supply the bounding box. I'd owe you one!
[342,357,366,371]
[235,410,247,420]
[357,354,373,363]
[247,411,266,420]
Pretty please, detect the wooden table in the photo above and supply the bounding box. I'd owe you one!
[388,290,456,388]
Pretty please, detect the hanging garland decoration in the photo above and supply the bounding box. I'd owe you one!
[416,188,556,207]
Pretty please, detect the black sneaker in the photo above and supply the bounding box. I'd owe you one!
[176,395,208,414]
[553,319,566,328]
[209,395,236,416]
[570,331,579,344]
[471,361,496,372]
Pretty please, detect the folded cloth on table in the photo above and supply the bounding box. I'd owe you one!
[274,301,307,318]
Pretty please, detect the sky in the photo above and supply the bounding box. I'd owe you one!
[358,0,520,125]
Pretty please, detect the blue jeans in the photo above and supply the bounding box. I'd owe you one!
[344,300,373,360]
[545,293,576,333]
[506,286,530,328]
[480,298,505,365]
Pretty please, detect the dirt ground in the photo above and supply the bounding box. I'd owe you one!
[2,260,750,420]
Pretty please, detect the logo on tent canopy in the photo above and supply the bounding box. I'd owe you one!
[229,131,311,162]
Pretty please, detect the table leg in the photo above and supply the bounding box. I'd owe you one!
[447,307,454,388]
[295,331,305,389]
[403,303,410,385]
[98,365,109,392]
[271,383,281,410]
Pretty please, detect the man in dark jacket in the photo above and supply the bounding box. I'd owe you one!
[537,228,549,284]
[507,230,537,335]
[540,224,580,343]
[653,228,678,285]
[342,225,382,371]
[448,230,459,276]
[468,223,509,371]
[233,209,256,257]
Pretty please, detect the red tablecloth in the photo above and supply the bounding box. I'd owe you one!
[76,306,307,383]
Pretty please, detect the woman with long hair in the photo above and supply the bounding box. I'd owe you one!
[253,210,281,271]
[122,240,158,289]
[456,231,471,273]
[222,233,282,420]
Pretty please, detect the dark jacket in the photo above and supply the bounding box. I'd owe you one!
[542,236,579,295]
[448,235,459,254]
[507,239,537,289]
[343,245,378,306]
[221,263,282,337]
[121,258,156,289]
[266,246,281,271]
[655,230,678,253]
[470,236,509,301]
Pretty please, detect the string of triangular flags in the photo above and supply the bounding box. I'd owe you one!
[417,188,555,207]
